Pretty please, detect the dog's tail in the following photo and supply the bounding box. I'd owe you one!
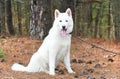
[11,63,27,72]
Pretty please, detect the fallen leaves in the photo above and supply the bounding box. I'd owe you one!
[0,36,120,79]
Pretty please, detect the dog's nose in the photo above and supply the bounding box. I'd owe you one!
[62,26,66,29]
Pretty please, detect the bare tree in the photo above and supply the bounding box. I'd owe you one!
[0,0,5,33]
[30,0,52,39]
[6,0,15,35]
[111,0,120,41]
[17,1,22,35]
[108,0,115,40]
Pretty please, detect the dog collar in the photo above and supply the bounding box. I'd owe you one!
[69,31,73,35]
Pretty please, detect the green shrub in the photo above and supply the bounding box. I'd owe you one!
[0,48,4,58]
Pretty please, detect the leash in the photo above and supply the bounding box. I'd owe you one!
[73,36,120,55]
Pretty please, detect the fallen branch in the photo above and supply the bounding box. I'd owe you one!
[74,36,120,55]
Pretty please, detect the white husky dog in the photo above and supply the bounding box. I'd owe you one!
[11,8,74,75]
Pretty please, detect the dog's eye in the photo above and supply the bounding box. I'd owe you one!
[65,20,68,22]
[59,20,62,22]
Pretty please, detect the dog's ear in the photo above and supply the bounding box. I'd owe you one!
[55,9,60,18]
[66,8,72,17]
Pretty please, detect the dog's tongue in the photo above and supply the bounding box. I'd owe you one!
[61,30,66,37]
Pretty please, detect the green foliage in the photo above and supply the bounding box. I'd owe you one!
[0,48,4,58]
[75,0,112,39]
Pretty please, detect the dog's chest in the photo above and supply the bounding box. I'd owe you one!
[56,42,69,61]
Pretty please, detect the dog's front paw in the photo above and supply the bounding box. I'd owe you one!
[68,70,75,74]
[49,72,55,76]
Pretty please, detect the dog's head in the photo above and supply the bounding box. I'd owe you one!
[54,8,73,37]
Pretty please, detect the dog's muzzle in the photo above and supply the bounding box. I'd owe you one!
[62,26,67,31]
[61,26,67,37]
[61,26,72,36]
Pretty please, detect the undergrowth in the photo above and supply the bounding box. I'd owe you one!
[0,47,4,58]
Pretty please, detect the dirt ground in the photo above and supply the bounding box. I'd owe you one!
[0,36,120,79]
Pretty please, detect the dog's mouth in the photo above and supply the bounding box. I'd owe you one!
[61,28,67,37]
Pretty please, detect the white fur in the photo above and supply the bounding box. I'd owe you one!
[11,8,75,75]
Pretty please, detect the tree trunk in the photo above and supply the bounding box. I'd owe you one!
[111,0,120,41]
[0,0,5,33]
[6,0,15,35]
[17,2,22,35]
[30,0,52,40]
[94,3,102,38]
[88,2,93,35]
[74,7,80,36]
[25,0,30,34]
[108,0,115,40]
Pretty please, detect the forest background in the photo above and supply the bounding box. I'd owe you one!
[0,0,120,41]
